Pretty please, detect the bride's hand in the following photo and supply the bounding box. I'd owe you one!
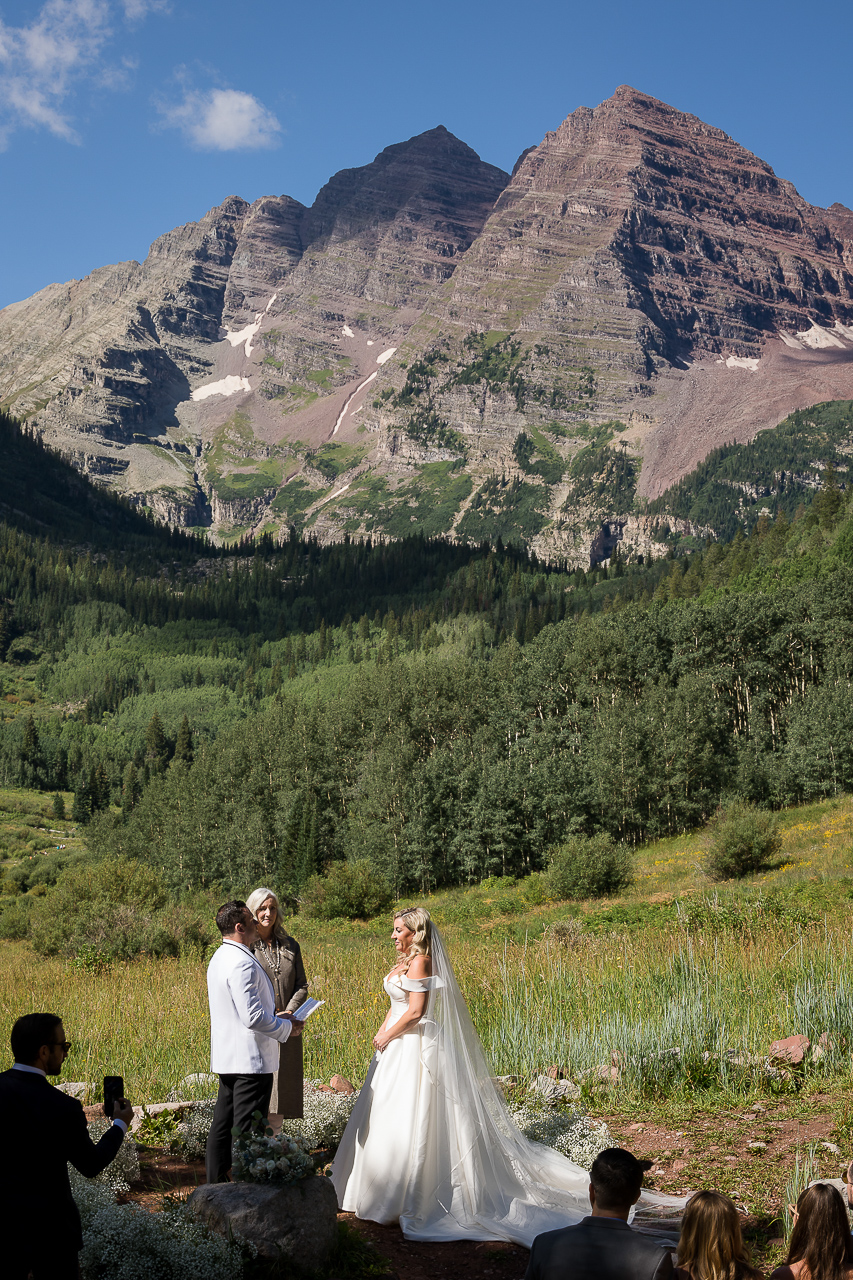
[373,1029,390,1052]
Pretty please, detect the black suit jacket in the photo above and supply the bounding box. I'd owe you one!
[525,1215,675,1280]
[0,1067,125,1251]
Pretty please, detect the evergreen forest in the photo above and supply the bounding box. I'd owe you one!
[0,405,852,903]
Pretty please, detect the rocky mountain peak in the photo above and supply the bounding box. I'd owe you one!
[1,90,852,562]
[301,126,508,250]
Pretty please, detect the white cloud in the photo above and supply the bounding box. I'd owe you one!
[0,0,159,147]
[121,0,169,21]
[0,0,112,143]
[159,86,282,151]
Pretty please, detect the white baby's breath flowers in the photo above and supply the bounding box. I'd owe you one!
[71,1123,249,1280]
[171,1100,216,1161]
[284,1082,360,1150]
[508,1100,613,1168]
[85,1117,141,1195]
[170,1086,359,1161]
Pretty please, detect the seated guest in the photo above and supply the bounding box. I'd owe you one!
[675,1189,763,1280]
[524,1147,674,1280]
[770,1183,853,1280]
[0,1012,134,1280]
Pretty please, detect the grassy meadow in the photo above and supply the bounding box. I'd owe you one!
[2,794,852,1109]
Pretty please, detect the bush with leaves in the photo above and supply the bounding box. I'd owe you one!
[301,859,393,921]
[702,800,782,881]
[27,857,217,959]
[0,894,33,940]
[545,833,632,900]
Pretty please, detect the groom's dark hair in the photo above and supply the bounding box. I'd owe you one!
[215,900,249,935]
[590,1148,651,1209]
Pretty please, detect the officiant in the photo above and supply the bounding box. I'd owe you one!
[247,887,308,1118]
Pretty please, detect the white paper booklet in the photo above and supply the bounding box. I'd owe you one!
[291,997,325,1021]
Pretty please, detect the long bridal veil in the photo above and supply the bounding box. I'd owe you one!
[398,923,684,1245]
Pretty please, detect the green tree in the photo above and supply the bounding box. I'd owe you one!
[145,711,169,772]
[173,715,194,766]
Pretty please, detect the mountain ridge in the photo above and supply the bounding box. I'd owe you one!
[2,87,852,561]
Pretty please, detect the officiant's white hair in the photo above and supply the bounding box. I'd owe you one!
[246,887,286,940]
[394,906,432,963]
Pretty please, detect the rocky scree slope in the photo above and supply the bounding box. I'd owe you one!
[1,90,853,562]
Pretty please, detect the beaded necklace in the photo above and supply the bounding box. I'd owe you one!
[257,934,282,975]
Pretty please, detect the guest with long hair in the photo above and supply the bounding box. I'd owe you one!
[771,1183,853,1280]
[675,1190,763,1280]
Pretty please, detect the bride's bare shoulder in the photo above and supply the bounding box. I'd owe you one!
[407,954,431,978]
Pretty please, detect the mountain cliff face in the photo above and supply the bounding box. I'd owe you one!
[1,89,852,560]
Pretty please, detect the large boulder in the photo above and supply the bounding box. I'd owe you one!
[188,1175,339,1273]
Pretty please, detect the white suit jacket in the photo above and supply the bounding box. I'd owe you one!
[207,938,292,1074]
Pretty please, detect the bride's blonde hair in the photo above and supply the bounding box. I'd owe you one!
[394,907,432,966]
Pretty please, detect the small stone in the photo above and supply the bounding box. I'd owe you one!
[56,1081,91,1100]
[672,1160,687,1171]
[329,1075,354,1095]
[750,1103,765,1113]
[546,1065,563,1080]
[168,1072,217,1101]
[748,1141,767,1151]
[769,1035,810,1067]
[529,1075,582,1104]
[822,1141,842,1155]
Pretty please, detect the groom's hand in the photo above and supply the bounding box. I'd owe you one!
[281,1013,304,1038]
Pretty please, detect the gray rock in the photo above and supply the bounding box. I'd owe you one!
[168,1072,217,1101]
[188,1175,339,1273]
[529,1074,582,1104]
[56,1081,91,1099]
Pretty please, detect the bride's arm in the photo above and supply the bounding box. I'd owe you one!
[373,955,430,1052]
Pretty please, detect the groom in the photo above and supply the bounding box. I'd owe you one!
[205,900,302,1184]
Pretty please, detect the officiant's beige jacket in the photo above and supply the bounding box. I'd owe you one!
[207,938,292,1074]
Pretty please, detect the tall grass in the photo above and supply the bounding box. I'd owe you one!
[4,917,853,1105]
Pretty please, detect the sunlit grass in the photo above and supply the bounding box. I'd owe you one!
[2,793,852,1105]
[5,917,853,1108]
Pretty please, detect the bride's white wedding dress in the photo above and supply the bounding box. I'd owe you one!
[331,928,681,1246]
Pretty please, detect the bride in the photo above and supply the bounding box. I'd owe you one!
[332,907,680,1247]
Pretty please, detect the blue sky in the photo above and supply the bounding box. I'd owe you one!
[1,0,851,309]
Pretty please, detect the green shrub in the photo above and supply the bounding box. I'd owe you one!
[703,800,782,881]
[0,895,33,940]
[302,859,393,921]
[28,857,217,959]
[545,833,633,899]
[520,872,547,905]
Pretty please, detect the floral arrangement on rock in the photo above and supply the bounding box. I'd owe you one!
[230,1112,315,1185]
